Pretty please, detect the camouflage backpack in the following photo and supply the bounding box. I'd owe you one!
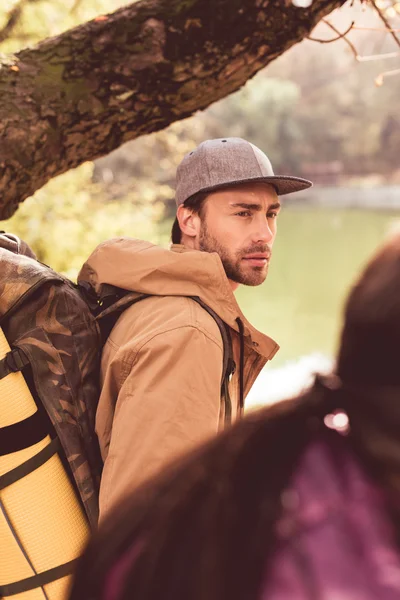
[0,233,235,532]
[0,233,102,527]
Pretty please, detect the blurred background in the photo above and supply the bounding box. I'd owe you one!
[1,0,399,407]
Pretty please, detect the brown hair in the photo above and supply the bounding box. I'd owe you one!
[70,234,400,600]
[171,192,209,244]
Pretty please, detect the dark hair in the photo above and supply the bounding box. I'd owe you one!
[70,234,400,600]
[171,192,209,244]
[71,395,319,600]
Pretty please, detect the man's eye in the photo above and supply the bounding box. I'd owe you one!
[236,211,251,217]
[268,212,278,219]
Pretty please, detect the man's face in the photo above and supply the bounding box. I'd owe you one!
[196,183,280,287]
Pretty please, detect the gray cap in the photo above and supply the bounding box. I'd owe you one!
[175,137,312,206]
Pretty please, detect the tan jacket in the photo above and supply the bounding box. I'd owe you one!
[79,238,279,519]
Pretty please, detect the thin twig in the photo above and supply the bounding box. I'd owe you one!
[304,12,400,68]
[357,51,399,61]
[0,4,22,43]
[370,0,400,49]
[70,0,85,15]
[353,26,400,33]
[308,20,355,43]
[323,19,359,58]
[375,67,400,86]
[0,0,41,44]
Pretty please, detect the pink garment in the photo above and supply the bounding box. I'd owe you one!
[104,542,143,600]
[102,435,400,599]
[264,436,400,599]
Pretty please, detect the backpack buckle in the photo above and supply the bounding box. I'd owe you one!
[6,348,29,372]
[0,348,30,380]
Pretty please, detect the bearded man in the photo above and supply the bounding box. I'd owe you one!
[79,137,311,520]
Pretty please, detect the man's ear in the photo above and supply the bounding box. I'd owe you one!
[177,204,201,239]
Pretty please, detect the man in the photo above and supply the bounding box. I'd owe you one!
[78,137,311,519]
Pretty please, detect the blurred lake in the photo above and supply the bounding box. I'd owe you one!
[236,206,400,406]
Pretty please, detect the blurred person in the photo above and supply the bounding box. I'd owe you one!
[78,137,311,520]
[71,232,400,600]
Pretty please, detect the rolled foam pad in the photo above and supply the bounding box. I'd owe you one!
[0,328,89,600]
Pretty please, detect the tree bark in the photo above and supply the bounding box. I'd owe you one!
[0,0,345,217]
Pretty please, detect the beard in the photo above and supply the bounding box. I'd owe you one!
[198,220,270,287]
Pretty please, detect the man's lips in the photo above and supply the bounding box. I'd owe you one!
[242,253,270,267]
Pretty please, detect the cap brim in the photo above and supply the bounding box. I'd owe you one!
[198,175,312,197]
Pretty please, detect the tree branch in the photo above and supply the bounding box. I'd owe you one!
[370,0,400,49]
[0,0,346,218]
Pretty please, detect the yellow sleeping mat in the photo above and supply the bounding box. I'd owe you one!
[0,328,90,600]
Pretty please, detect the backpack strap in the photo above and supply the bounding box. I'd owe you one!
[0,557,77,596]
[77,282,149,343]
[97,292,151,344]
[78,284,236,426]
[190,296,235,426]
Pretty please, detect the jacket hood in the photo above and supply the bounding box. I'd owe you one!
[78,238,279,360]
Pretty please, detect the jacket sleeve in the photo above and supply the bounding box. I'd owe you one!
[99,325,223,520]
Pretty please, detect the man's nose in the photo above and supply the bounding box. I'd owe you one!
[252,218,274,244]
